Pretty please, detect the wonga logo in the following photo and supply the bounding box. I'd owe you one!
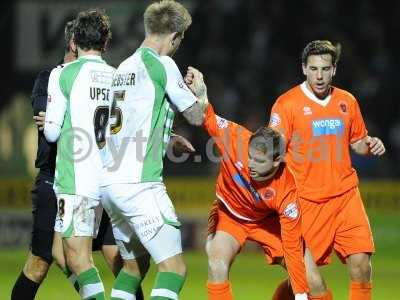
[312,119,344,136]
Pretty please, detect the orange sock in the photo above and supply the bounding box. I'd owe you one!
[207,281,234,300]
[272,279,294,300]
[309,289,333,300]
[349,281,372,300]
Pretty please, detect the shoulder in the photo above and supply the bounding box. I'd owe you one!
[274,85,302,107]
[52,60,81,77]
[332,86,358,103]
[159,56,181,75]
[33,69,51,91]
[36,69,51,81]
[159,55,176,67]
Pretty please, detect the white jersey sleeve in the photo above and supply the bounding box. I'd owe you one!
[44,66,67,143]
[160,56,197,112]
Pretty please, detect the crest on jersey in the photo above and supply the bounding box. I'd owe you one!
[283,202,299,219]
[339,101,348,114]
[269,113,281,127]
[216,115,228,129]
[263,187,276,201]
[47,95,52,102]
[303,106,312,115]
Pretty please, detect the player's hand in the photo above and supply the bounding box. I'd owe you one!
[365,136,385,156]
[170,134,195,153]
[185,66,207,99]
[33,111,46,131]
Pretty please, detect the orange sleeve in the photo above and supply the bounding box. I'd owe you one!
[203,103,251,155]
[268,98,293,143]
[276,191,309,294]
[350,98,368,143]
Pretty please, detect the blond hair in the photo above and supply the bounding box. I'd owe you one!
[144,0,192,36]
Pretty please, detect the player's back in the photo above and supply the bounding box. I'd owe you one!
[104,47,176,184]
[270,83,367,201]
[54,55,114,199]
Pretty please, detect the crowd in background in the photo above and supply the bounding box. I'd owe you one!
[2,0,400,177]
[166,0,400,177]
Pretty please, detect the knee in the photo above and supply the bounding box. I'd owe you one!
[158,255,187,277]
[24,255,50,283]
[348,254,371,282]
[65,248,92,274]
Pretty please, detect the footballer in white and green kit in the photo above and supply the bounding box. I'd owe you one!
[43,9,114,300]
[100,2,208,300]
[102,46,197,258]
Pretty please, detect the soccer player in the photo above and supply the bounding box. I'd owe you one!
[100,1,207,299]
[184,67,309,300]
[269,40,385,300]
[43,10,116,300]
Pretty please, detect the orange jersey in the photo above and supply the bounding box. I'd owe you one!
[203,104,308,294]
[269,83,367,202]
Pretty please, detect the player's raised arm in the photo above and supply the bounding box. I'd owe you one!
[43,67,67,143]
[276,192,309,297]
[161,57,206,126]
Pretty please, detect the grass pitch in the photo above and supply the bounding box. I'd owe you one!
[1,211,399,300]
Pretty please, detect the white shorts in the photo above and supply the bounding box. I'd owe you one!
[101,182,182,263]
[54,194,102,238]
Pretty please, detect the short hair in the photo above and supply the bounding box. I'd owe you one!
[64,20,75,52]
[301,40,342,66]
[73,8,112,52]
[249,127,284,160]
[144,0,192,36]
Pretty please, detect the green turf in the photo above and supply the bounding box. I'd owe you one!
[1,211,399,299]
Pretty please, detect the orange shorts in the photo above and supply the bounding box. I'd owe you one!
[300,187,374,265]
[207,201,283,264]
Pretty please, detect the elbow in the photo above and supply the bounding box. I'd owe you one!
[187,113,205,127]
[190,117,204,127]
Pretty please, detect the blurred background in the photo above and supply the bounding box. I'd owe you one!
[0,1,399,299]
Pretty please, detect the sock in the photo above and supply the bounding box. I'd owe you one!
[349,282,372,300]
[309,289,333,300]
[111,270,142,300]
[272,278,294,300]
[11,272,41,300]
[63,266,80,292]
[150,272,186,300]
[76,267,106,300]
[207,281,234,300]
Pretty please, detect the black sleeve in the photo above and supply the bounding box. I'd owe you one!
[31,69,51,116]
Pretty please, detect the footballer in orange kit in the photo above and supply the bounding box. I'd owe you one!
[185,67,309,300]
[269,40,385,300]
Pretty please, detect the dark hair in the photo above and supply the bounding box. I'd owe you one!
[64,20,75,52]
[249,127,284,160]
[144,0,192,36]
[73,8,111,52]
[301,40,341,66]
